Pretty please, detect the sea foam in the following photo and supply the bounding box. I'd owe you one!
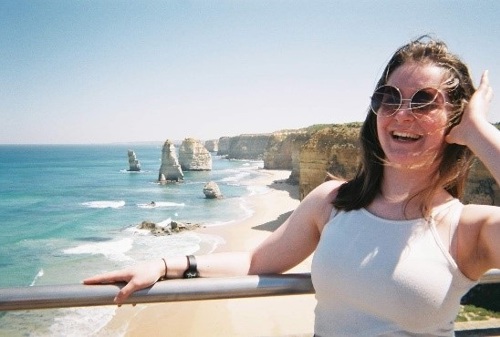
[30,268,44,286]
[81,200,126,209]
[62,238,133,262]
[49,307,118,337]
[136,201,185,209]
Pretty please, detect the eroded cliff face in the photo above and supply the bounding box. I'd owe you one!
[298,124,360,199]
[204,139,219,153]
[263,132,299,170]
[217,137,231,156]
[225,134,271,160]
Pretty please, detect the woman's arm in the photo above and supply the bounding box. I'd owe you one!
[447,70,500,278]
[249,179,340,274]
[83,179,342,303]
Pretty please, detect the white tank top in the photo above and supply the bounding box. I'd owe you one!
[311,200,477,337]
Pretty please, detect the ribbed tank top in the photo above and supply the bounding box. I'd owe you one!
[311,199,477,337]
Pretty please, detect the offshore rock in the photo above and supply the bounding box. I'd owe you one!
[204,139,219,152]
[127,150,141,171]
[137,220,201,236]
[203,181,222,199]
[158,140,184,182]
[178,138,212,171]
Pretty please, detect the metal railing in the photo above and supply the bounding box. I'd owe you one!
[1,270,499,312]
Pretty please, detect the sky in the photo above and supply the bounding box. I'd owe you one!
[1,0,499,144]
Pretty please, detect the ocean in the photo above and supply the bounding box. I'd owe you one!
[0,143,271,336]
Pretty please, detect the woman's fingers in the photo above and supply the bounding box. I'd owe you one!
[83,261,163,304]
[446,70,493,145]
[114,281,138,304]
[82,270,131,285]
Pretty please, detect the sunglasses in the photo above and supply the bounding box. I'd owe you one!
[370,85,448,117]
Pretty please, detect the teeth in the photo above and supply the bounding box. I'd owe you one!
[392,131,420,140]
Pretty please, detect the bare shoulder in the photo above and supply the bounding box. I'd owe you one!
[299,179,345,231]
[305,179,345,199]
[460,203,500,224]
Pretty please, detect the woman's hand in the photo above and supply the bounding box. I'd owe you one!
[83,259,165,304]
[446,70,494,146]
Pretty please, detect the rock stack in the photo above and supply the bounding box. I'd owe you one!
[127,150,141,171]
[158,140,184,182]
[178,138,212,171]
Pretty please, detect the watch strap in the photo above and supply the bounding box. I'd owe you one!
[183,255,200,278]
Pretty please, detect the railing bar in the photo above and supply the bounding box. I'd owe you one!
[0,273,314,311]
[0,270,498,312]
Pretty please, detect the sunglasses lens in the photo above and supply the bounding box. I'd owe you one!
[371,86,400,115]
[410,88,441,114]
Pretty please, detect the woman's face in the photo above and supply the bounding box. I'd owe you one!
[376,62,451,170]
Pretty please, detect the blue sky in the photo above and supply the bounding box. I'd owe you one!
[1,1,499,144]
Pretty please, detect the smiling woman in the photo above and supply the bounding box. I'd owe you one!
[84,36,500,337]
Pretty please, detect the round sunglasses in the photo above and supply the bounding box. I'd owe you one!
[370,85,449,117]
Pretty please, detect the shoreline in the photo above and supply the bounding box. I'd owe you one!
[97,169,317,337]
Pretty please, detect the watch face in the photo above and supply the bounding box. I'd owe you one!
[184,270,199,278]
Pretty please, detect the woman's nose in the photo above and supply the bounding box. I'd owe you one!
[393,100,415,120]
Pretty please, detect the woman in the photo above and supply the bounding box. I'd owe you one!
[85,36,500,336]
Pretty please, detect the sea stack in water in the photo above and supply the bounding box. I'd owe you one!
[158,140,184,182]
[127,150,141,171]
[203,181,222,199]
[178,138,212,171]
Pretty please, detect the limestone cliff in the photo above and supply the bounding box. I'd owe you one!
[158,140,184,182]
[225,134,271,160]
[298,124,360,199]
[263,131,303,170]
[204,139,219,153]
[178,138,212,171]
[217,137,231,156]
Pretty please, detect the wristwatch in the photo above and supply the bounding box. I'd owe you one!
[183,255,200,278]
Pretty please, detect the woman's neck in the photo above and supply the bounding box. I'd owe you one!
[381,165,433,198]
[370,165,451,220]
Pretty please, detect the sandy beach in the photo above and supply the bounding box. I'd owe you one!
[98,169,316,337]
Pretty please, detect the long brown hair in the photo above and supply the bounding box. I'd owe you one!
[333,36,476,218]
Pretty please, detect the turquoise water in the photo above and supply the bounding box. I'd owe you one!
[0,144,269,336]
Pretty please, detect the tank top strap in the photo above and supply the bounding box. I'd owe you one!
[430,198,464,259]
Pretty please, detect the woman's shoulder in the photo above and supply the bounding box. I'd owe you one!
[461,203,500,221]
[306,178,345,201]
[298,179,345,228]
[315,177,346,193]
